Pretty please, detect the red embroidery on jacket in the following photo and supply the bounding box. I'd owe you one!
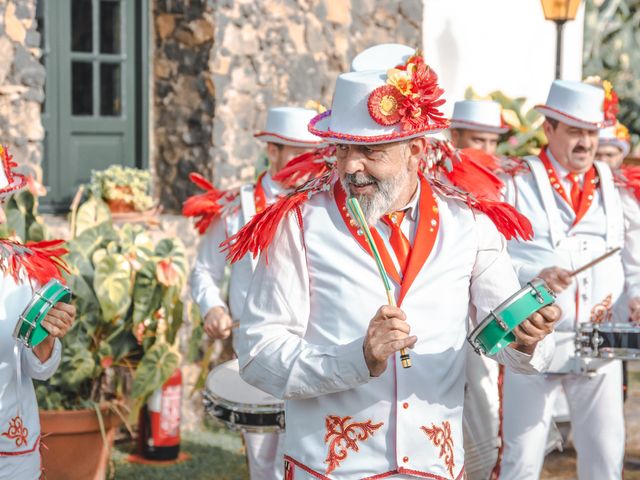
[2,416,28,448]
[421,421,455,479]
[324,415,384,475]
[590,294,613,323]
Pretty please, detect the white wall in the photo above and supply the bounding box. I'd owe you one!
[423,0,585,114]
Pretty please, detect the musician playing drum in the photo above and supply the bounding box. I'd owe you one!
[499,80,640,479]
[227,51,560,479]
[0,147,75,479]
[188,106,324,480]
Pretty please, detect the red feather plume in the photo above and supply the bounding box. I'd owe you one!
[619,165,640,202]
[431,179,533,241]
[0,239,70,285]
[221,171,335,263]
[182,173,233,235]
[272,146,336,188]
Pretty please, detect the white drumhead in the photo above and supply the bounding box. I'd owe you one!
[205,359,282,406]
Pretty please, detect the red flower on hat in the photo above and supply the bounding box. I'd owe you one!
[602,80,619,125]
[367,52,446,132]
[367,85,403,125]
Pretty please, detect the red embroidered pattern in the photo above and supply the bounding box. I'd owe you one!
[421,421,455,479]
[324,415,384,475]
[590,294,613,323]
[2,416,28,448]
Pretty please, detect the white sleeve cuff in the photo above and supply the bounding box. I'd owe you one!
[23,339,62,380]
[337,337,371,384]
[502,334,555,374]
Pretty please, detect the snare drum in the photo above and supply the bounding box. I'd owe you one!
[468,279,556,356]
[203,360,285,433]
[12,279,72,348]
[575,322,640,360]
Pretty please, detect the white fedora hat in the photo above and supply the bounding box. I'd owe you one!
[254,107,324,147]
[350,43,416,72]
[0,146,26,199]
[599,122,631,157]
[450,100,509,134]
[309,54,449,145]
[535,80,613,130]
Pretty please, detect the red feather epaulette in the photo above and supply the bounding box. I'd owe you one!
[617,165,640,202]
[182,173,239,235]
[423,140,504,201]
[221,170,336,263]
[272,146,336,188]
[430,178,533,241]
[0,239,69,285]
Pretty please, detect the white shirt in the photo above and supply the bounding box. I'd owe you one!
[237,178,553,479]
[190,172,288,320]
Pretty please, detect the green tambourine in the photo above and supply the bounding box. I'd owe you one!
[12,279,72,348]
[468,278,555,356]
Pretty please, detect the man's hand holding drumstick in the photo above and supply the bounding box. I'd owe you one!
[364,306,417,377]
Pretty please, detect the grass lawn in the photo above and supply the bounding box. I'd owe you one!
[111,424,248,480]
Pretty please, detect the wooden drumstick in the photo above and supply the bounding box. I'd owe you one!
[569,247,621,277]
[347,197,411,369]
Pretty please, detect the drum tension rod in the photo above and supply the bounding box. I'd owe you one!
[488,310,508,331]
[527,282,547,304]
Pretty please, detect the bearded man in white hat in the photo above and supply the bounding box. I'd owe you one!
[187,106,324,480]
[449,100,509,155]
[224,52,560,480]
[0,147,75,479]
[498,80,640,479]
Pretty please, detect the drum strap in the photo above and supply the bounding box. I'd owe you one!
[593,161,625,249]
[525,156,565,247]
[239,184,258,271]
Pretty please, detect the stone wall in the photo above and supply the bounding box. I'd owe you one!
[152,0,216,211]
[0,0,44,181]
[210,0,422,190]
[152,0,422,208]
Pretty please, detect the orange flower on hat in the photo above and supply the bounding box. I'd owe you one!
[602,80,619,125]
[615,121,630,142]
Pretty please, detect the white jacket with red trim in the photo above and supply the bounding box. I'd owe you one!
[503,152,640,373]
[236,177,554,480]
[0,273,61,478]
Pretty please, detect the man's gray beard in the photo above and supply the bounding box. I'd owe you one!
[341,169,409,225]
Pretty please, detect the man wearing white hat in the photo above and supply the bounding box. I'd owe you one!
[0,146,75,479]
[227,52,560,479]
[596,121,631,170]
[499,80,640,479]
[188,106,323,480]
[449,100,509,155]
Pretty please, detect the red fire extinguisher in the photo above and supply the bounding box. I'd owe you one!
[138,368,182,460]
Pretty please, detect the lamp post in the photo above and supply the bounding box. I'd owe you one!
[540,0,581,79]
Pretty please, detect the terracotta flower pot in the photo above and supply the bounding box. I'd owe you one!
[39,406,121,480]
[105,186,136,213]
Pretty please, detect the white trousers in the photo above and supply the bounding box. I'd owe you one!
[463,346,501,480]
[243,431,284,480]
[501,360,624,480]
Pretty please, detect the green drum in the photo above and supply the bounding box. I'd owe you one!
[468,278,555,356]
[12,279,72,348]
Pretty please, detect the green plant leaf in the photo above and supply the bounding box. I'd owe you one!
[71,222,119,260]
[131,342,181,403]
[75,194,112,237]
[94,252,132,323]
[132,260,163,326]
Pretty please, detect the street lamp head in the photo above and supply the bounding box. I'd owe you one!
[540,0,581,22]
